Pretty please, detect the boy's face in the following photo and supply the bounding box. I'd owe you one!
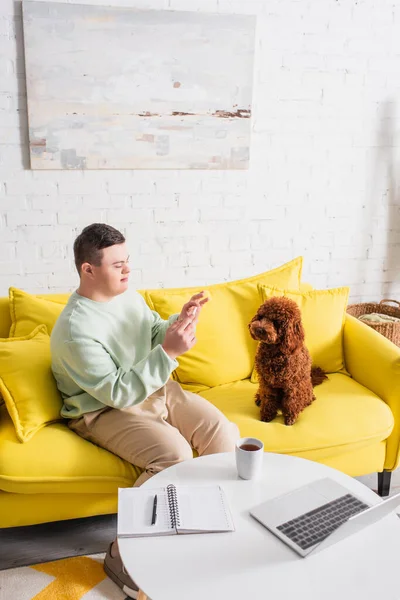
[89,243,131,297]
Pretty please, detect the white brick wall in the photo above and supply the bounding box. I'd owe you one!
[0,0,399,300]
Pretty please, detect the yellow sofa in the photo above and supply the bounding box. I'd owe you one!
[1,266,400,528]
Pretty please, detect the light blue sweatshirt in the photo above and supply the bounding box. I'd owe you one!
[50,290,179,418]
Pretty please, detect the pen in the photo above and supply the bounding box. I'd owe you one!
[151,494,158,525]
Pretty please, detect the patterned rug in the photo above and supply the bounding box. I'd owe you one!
[0,553,130,600]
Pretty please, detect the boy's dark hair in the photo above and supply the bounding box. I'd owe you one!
[73,223,125,274]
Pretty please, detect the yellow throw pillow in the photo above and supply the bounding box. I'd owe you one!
[251,285,350,382]
[145,257,303,387]
[9,288,69,338]
[0,325,63,442]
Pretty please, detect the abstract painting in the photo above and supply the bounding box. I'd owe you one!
[22,1,256,170]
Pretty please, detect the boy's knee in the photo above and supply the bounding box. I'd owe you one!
[157,437,193,470]
[170,438,194,464]
[145,439,193,479]
[208,417,240,453]
[221,419,240,446]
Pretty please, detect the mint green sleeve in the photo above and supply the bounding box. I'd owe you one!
[150,310,180,348]
[137,293,179,348]
[60,338,178,409]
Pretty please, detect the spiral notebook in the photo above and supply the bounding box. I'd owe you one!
[117,484,235,538]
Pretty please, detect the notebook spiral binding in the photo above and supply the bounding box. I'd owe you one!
[167,484,181,530]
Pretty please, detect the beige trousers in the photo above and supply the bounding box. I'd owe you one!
[68,380,239,486]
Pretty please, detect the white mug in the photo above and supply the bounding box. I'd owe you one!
[235,437,264,480]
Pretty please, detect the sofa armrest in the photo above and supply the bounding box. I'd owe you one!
[343,314,400,470]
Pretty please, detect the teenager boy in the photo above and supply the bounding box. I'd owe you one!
[50,223,239,598]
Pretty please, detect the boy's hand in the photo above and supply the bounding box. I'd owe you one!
[162,316,197,360]
[178,291,209,324]
[162,292,209,360]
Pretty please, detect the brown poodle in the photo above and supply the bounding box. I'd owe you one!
[248,296,327,426]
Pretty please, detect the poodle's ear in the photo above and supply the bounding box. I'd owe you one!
[248,310,262,329]
[248,327,257,340]
[282,318,305,353]
[249,310,262,323]
[248,317,259,340]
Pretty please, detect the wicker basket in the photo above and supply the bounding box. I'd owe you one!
[347,299,400,347]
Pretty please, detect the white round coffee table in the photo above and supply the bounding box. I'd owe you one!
[118,453,400,600]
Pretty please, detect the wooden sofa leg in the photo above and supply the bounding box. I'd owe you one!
[137,591,148,600]
[378,470,392,497]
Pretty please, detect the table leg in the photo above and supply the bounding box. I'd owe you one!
[137,591,148,600]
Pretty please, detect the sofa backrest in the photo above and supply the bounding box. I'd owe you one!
[0,282,314,340]
[0,298,10,338]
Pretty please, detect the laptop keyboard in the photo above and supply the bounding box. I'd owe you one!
[277,494,369,550]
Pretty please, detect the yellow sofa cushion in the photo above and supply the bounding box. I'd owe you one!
[1,373,391,496]
[0,404,140,494]
[9,288,70,338]
[199,375,393,462]
[251,285,349,382]
[0,325,64,442]
[145,257,303,387]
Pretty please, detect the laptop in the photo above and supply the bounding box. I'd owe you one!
[250,477,400,557]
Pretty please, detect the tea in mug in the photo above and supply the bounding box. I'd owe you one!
[239,443,261,451]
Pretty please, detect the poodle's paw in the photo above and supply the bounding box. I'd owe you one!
[304,394,315,408]
[260,408,277,422]
[255,393,261,407]
[260,414,276,423]
[284,414,298,426]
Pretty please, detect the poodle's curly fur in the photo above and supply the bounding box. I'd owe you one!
[249,296,327,426]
